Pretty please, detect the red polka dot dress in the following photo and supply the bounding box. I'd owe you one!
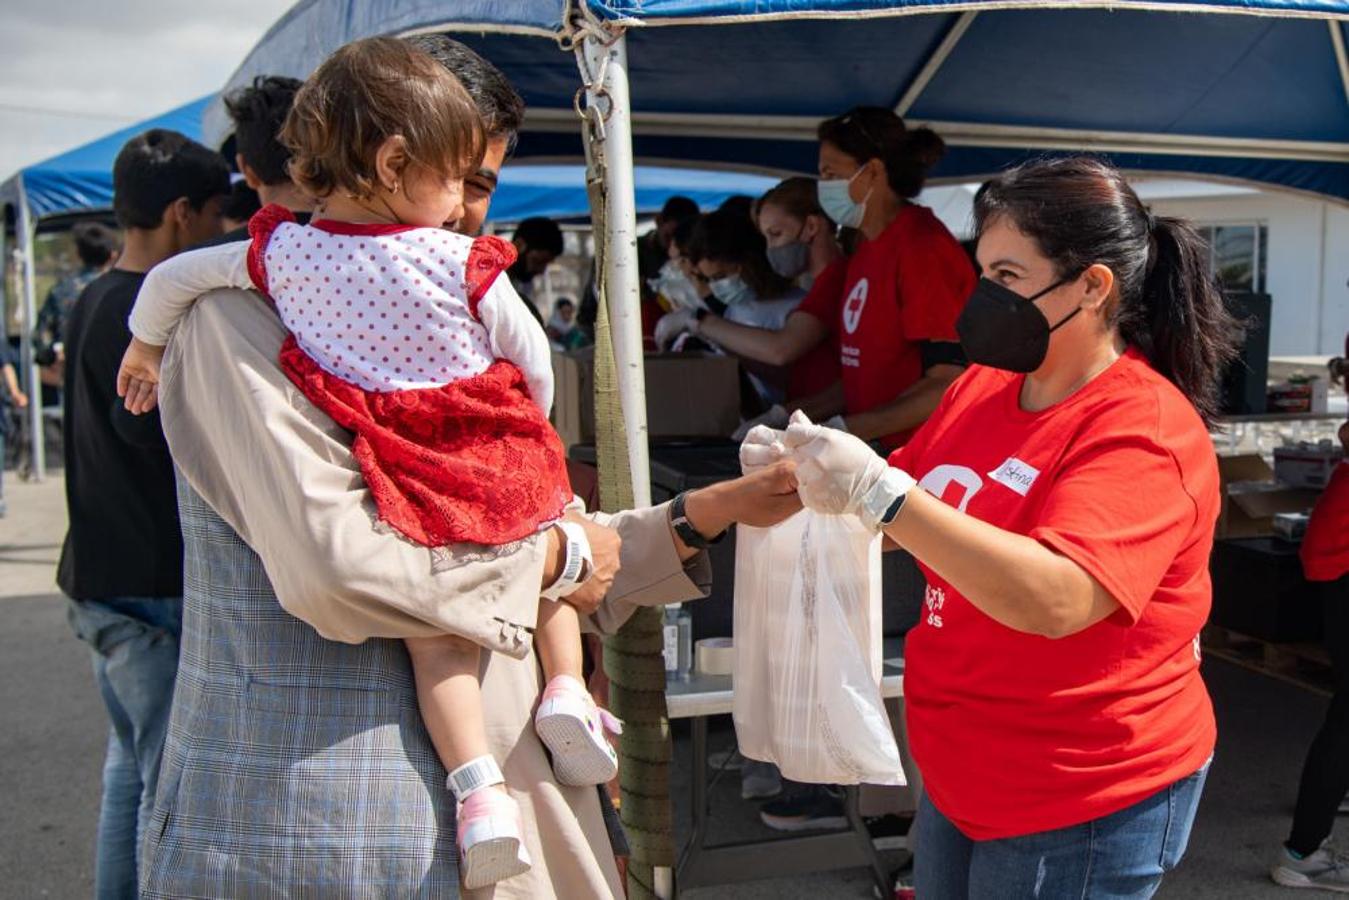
[237,203,573,547]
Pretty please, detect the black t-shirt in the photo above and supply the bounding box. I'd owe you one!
[57,269,182,600]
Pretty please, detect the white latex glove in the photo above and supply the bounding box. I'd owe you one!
[784,411,915,531]
[732,404,790,443]
[739,423,788,475]
[654,307,698,351]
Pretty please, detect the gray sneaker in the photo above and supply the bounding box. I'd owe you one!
[1271,842,1349,892]
[740,760,783,800]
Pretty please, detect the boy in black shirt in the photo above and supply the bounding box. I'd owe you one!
[59,127,227,898]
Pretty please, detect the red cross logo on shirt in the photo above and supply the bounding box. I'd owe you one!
[842,279,869,335]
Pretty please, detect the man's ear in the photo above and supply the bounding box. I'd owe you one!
[166,196,192,230]
[237,155,263,191]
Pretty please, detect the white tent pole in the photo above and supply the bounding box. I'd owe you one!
[1331,21,1349,109]
[584,31,651,509]
[15,177,45,482]
[894,11,978,117]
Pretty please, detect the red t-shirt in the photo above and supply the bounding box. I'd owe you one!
[787,260,845,402]
[797,203,972,448]
[890,349,1219,840]
[1302,462,1349,582]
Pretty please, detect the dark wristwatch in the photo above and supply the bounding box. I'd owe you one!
[670,491,725,549]
[694,307,710,322]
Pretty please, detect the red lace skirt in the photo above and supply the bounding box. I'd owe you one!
[280,336,572,547]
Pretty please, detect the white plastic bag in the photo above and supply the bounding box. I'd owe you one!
[732,510,904,786]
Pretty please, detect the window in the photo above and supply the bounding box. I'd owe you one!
[1196,223,1268,294]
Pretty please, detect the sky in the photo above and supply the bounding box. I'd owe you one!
[0,0,294,178]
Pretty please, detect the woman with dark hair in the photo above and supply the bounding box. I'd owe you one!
[685,106,974,449]
[682,208,808,406]
[750,156,1241,898]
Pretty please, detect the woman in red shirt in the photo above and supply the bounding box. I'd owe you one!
[689,107,973,450]
[1272,405,1349,890]
[750,157,1241,898]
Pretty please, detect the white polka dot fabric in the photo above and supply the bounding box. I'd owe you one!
[264,224,497,393]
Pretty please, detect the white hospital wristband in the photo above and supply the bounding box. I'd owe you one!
[541,521,593,601]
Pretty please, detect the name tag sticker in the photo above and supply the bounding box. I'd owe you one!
[989,457,1040,497]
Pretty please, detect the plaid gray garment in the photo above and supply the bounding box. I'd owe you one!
[141,479,460,897]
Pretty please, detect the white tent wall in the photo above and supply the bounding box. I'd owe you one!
[1147,190,1349,356]
[1326,204,1349,354]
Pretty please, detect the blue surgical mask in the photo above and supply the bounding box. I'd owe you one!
[766,240,811,280]
[817,167,869,230]
[709,274,754,306]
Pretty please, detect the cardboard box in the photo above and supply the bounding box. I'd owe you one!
[1274,442,1345,490]
[550,349,742,450]
[642,353,742,439]
[551,347,595,450]
[1217,454,1321,538]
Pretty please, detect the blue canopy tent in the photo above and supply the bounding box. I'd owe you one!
[492,164,776,221]
[0,95,213,480]
[207,0,1349,510]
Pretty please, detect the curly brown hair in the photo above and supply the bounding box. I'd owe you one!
[281,37,486,201]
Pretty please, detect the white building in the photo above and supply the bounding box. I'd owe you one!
[921,179,1349,357]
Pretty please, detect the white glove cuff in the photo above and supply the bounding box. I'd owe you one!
[542,521,593,601]
[858,466,916,533]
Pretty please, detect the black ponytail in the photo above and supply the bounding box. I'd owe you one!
[817,106,946,199]
[975,157,1243,424]
[1125,216,1242,423]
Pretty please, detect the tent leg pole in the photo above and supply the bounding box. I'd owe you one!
[16,181,45,482]
[586,32,651,509]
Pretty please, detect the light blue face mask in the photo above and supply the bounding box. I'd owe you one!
[709,274,754,306]
[817,167,870,229]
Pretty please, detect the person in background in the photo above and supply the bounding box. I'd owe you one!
[547,297,588,351]
[209,75,310,246]
[679,107,973,450]
[509,216,564,325]
[0,341,30,518]
[1271,343,1349,893]
[755,156,1240,898]
[59,128,228,899]
[32,221,120,387]
[724,178,846,439]
[716,193,757,221]
[219,181,261,233]
[639,195,700,297]
[683,208,808,409]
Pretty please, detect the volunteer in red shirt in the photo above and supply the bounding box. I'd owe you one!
[750,157,1241,898]
[753,177,845,408]
[1273,407,1349,891]
[688,107,973,449]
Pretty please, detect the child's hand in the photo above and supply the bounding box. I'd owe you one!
[117,337,166,415]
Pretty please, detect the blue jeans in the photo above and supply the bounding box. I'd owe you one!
[915,760,1210,900]
[67,596,182,900]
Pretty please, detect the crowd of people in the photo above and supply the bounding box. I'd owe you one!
[10,22,1346,900]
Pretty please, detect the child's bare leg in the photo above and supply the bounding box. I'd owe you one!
[404,634,503,795]
[406,635,531,886]
[535,598,584,685]
[533,598,619,786]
